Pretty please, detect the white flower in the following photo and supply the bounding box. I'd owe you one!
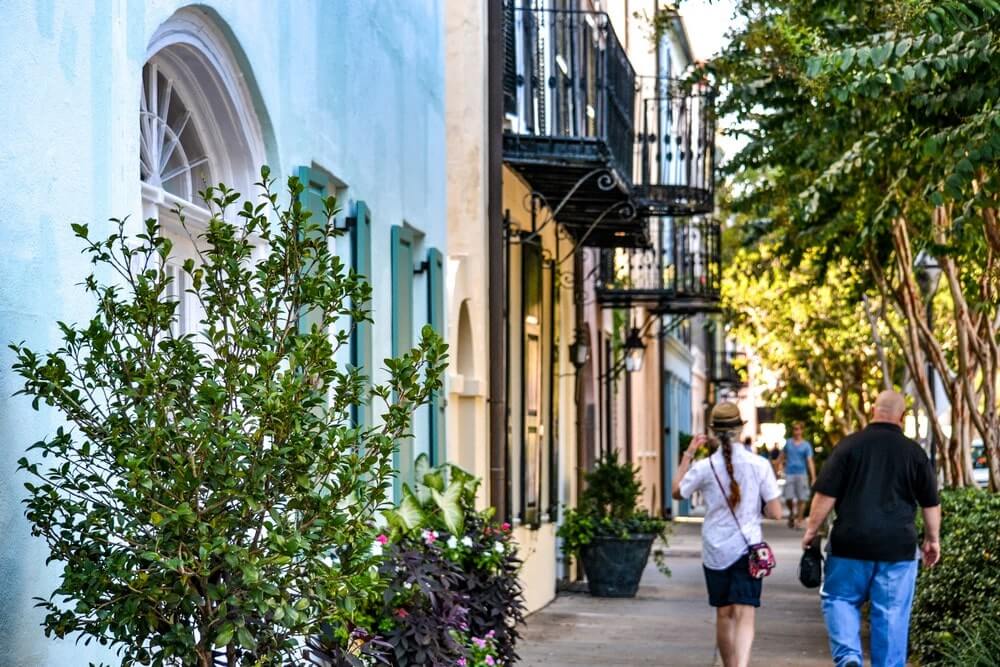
[403,581,413,589]
[494,541,505,554]
[461,536,473,548]
[447,535,459,549]
[371,542,383,557]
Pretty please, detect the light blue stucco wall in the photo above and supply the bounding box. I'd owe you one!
[0,2,445,663]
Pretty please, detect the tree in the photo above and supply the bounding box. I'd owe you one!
[724,242,903,440]
[707,0,1000,488]
[9,171,447,666]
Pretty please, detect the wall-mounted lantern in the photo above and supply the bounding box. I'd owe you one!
[623,327,646,373]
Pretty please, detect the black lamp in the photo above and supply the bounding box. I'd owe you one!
[624,327,646,373]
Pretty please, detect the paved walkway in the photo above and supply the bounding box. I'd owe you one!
[518,520,831,666]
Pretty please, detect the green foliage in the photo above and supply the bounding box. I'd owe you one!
[724,242,902,442]
[910,488,1000,665]
[577,451,642,521]
[338,458,524,666]
[9,171,447,666]
[935,608,1000,667]
[558,452,671,575]
[384,453,481,537]
[703,0,1000,486]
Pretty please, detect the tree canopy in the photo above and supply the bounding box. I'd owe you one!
[708,0,1000,488]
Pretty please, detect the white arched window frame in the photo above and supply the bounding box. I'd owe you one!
[140,8,267,334]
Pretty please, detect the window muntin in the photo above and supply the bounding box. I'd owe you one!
[140,63,212,208]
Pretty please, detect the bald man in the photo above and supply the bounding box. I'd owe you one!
[802,391,941,667]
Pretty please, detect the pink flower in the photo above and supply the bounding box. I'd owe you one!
[376,534,389,545]
[486,630,495,639]
[456,659,467,667]
[423,529,438,544]
[485,656,495,666]
[500,522,511,532]
[472,637,487,649]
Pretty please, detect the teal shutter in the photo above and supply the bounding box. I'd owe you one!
[296,166,330,333]
[427,247,445,465]
[351,201,374,428]
[391,225,416,498]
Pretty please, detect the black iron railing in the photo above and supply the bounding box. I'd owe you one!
[504,4,636,179]
[594,217,722,312]
[633,79,716,215]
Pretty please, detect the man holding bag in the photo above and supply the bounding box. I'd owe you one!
[802,391,941,667]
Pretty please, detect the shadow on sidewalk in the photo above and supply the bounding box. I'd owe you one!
[517,520,831,667]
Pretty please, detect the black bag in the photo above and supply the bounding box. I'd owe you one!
[799,535,823,588]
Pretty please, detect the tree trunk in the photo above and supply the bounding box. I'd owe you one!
[862,294,893,391]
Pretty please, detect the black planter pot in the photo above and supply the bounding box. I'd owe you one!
[580,534,655,598]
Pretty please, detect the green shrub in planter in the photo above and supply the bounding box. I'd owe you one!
[910,488,1000,666]
[320,456,524,666]
[10,172,447,666]
[558,452,671,595]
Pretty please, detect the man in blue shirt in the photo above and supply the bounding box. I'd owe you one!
[779,421,815,528]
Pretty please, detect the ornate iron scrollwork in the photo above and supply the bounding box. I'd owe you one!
[519,167,620,245]
[558,197,638,265]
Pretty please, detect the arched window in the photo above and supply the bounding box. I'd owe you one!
[140,8,267,332]
[140,61,213,207]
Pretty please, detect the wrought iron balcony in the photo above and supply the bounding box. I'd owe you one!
[632,79,716,216]
[594,217,721,314]
[503,3,642,247]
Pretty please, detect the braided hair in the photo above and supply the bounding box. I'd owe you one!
[717,429,742,509]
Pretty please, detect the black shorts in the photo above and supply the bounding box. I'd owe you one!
[703,555,762,608]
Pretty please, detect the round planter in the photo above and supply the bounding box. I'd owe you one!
[580,533,655,598]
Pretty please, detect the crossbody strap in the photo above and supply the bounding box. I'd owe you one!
[709,458,751,549]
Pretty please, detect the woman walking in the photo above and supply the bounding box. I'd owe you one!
[672,402,784,667]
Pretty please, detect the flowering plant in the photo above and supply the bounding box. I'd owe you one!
[455,629,502,666]
[341,456,524,665]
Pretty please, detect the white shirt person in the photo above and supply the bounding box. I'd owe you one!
[680,442,782,569]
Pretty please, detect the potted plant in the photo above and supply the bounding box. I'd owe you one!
[558,452,670,597]
[312,455,525,666]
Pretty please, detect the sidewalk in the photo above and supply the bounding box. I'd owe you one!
[517,520,831,666]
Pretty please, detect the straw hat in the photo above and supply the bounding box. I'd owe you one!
[710,402,744,430]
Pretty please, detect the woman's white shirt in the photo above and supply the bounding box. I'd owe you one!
[679,445,781,570]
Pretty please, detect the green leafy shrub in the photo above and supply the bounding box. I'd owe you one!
[327,456,524,666]
[935,606,1000,667]
[910,488,1000,666]
[557,452,670,574]
[10,171,447,666]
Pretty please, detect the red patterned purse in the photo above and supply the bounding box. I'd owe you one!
[710,459,777,579]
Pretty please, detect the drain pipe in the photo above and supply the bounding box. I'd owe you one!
[486,0,508,520]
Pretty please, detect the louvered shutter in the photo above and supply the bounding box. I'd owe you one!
[296,166,330,333]
[426,247,445,465]
[351,201,373,428]
[391,225,416,498]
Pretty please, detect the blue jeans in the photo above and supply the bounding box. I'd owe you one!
[821,556,919,667]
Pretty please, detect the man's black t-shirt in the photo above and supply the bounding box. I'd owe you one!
[813,422,940,562]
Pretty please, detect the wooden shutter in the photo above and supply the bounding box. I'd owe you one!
[426,247,445,465]
[503,0,518,115]
[391,225,416,498]
[351,201,374,428]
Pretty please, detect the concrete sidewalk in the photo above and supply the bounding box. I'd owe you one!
[517,520,831,666]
